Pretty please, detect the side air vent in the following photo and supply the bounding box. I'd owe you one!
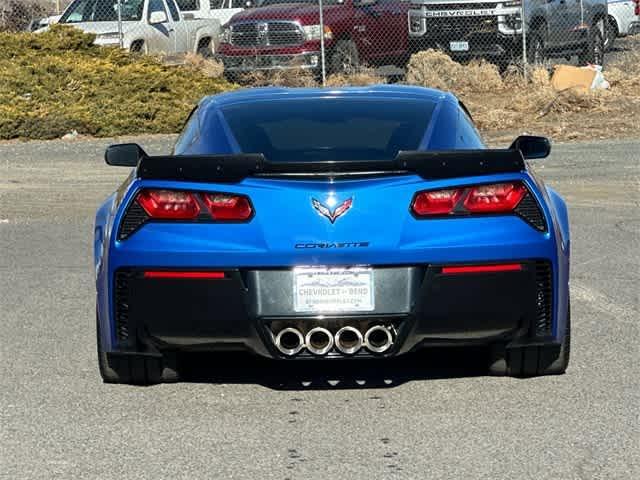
[515,193,546,232]
[534,261,553,337]
[114,270,132,344]
[118,202,149,240]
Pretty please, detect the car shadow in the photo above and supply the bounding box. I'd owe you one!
[177,347,489,390]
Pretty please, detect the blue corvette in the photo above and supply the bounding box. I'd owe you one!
[95,85,571,384]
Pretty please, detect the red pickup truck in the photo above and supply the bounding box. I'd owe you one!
[217,0,410,75]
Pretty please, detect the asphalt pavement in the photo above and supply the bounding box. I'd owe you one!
[0,136,638,479]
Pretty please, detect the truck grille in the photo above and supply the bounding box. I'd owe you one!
[230,21,304,47]
[422,2,498,10]
[426,16,498,37]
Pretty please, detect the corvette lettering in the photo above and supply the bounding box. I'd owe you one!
[295,242,370,249]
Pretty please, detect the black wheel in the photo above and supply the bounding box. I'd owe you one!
[330,39,360,75]
[579,20,606,66]
[129,40,145,54]
[604,16,618,52]
[488,302,571,377]
[197,38,212,58]
[526,26,547,66]
[97,313,120,384]
[96,309,179,385]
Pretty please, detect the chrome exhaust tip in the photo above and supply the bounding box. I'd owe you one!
[274,328,305,356]
[305,327,334,356]
[364,325,394,354]
[335,326,363,355]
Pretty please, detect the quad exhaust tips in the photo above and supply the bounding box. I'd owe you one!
[335,326,363,355]
[274,325,395,356]
[274,327,305,356]
[305,327,334,356]
[364,325,394,354]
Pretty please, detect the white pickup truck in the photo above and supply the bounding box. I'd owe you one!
[53,0,221,55]
[176,0,244,26]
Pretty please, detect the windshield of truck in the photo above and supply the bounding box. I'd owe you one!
[61,0,144,23]
[221,98,436,162]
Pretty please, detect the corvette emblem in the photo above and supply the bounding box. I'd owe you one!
[312,198,353,224]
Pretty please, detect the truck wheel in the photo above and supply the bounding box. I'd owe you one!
[488,302,571,377]
[604,16,617,52]
[330,39,360,75]
[526,26,547,66]
[197,38,212,58]
[579,20,605,66]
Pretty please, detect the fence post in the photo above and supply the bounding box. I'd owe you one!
[117,0,124,49]
[318,0,326,86]
[521,1,527,80]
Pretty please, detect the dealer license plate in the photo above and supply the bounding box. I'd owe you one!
[293,267,374,313]
[450,41,470,52]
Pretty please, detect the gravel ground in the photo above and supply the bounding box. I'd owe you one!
[0,136,638,479]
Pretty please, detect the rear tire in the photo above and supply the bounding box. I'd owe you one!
[488,303,571,377]
[526,25,547,67]
[579,19,606,66]
[604,16,618,52]
[96,310,179,385]
[330,39,360,75]
[197,38,212,58]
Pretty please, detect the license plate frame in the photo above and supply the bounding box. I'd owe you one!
[293,267,375,314]
[450,41,470,52]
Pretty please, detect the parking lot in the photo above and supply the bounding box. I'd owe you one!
[0,137,638,478]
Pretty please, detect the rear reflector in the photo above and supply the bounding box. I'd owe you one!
[143,271,226,279]
[441,264,523,275]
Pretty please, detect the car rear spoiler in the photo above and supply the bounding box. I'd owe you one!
[104,136,550,182]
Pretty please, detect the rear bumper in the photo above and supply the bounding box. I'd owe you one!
[107,261,556,360]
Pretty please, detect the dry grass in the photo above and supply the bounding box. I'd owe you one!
[234,68,318,88]
[405,48,640,143]
[183,52,225,79]
[325,67,385,87]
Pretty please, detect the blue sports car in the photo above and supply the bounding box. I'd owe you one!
[95,85,571,384]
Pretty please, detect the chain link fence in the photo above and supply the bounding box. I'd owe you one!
[2,0,639,81]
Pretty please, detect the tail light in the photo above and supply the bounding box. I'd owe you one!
[635,0,640,16]
[137,190,201,219]
[118,189,253,240]
[463,183,527,213]
[203,193,253,220]
[411,181,544,230]
[412,188,464,216]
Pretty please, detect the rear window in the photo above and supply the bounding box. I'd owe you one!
[220,98,435,162]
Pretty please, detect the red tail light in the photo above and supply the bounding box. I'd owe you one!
[203,193,253,220]
[412,182,527,216]
[463,182,527,213]
[412,188,464,215]
[635,0,639,16]
[137,189,201,219]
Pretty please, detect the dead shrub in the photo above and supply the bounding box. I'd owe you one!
[184,52,224,79]
[325,67,385,87]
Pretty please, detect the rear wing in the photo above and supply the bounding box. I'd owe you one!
[105,136,549,183]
